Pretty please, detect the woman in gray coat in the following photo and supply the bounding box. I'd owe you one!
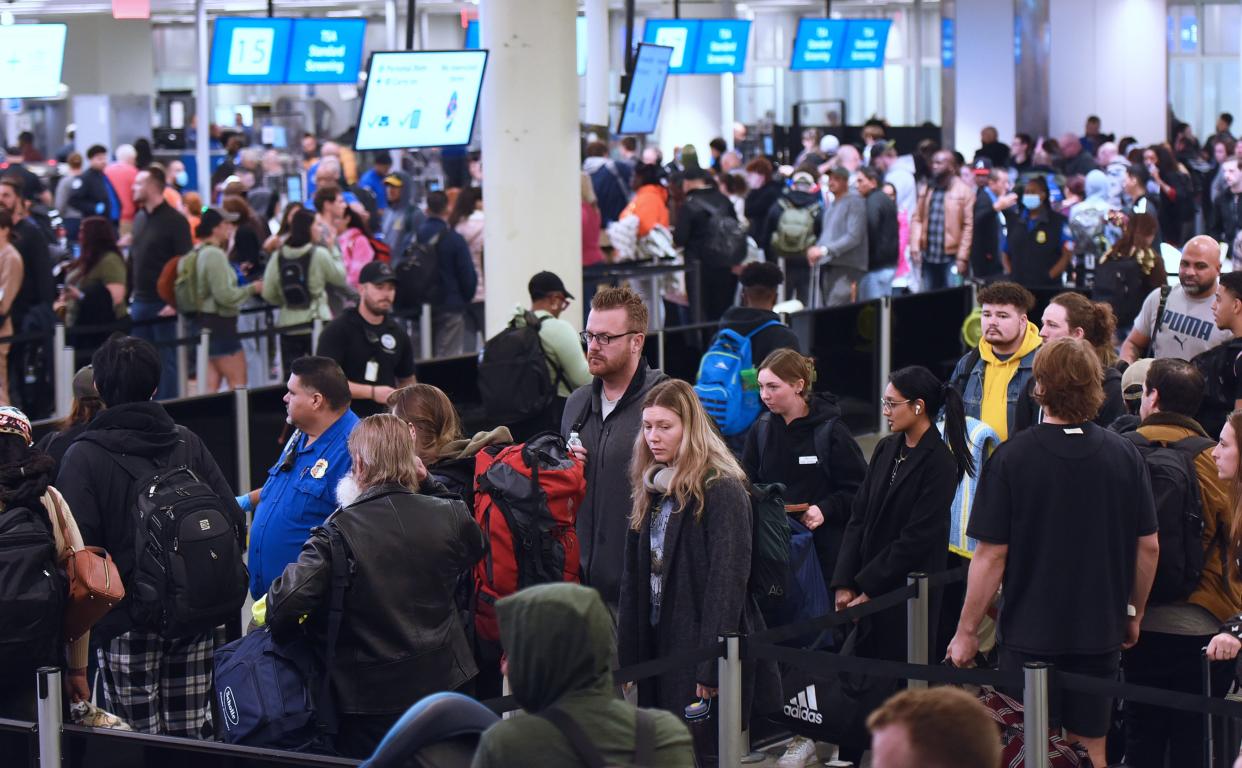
[618,380,781,764]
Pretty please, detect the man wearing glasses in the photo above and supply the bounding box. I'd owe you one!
[562,286,667,614]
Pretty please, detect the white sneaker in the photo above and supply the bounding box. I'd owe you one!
[777,735,819,767]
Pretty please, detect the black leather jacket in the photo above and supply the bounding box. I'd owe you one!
[266,480,485,715]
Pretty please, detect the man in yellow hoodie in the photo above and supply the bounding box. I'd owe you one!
[949,282,1042,441]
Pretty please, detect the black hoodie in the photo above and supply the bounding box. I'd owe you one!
[56,401,244,642]
[717,306,800,368]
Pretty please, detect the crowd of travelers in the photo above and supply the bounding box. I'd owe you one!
[5,113,1242,768]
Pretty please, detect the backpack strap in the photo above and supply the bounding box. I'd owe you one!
[1146,285,1172,358]
[744,319,784,342]
[538,707,607,768]
[634,709,656,767]
[316,521,351,737]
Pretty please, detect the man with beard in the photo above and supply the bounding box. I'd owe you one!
[911,150,975,290]
[1122,235,1231,362]
[949,282,1042,441]
[561,287,667,614]
[316,261,417,417]
[0,176,55,416]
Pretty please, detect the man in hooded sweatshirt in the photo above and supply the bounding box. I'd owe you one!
[1066,169,1117,290]
[471,583,693,767]
[56,335,244,737]
[381,171,424,264]
[949,282,1042,442]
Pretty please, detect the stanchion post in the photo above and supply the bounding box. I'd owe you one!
[778,257,787,303]
[197,327,210,395]
[53,324,70,419]
[234,388,250,493]
[36,666,62,767]
[420,305,433,360]
[176,315,189,399]
[1023,662,1051,768]
[717,634,744,767]
[906,571,929,690]
[657,330,666,372]
[311,317,323,351]
[878,296,892,435]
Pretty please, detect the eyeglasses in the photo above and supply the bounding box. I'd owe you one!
[580,330,639,347]
[881,398,912,412]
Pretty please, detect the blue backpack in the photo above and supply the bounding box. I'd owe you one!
[694,320,783,436]
[213,523,349,752]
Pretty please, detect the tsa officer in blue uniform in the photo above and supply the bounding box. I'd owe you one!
[242,355,359,599]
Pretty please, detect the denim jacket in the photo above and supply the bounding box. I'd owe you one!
[950,344,1040,440]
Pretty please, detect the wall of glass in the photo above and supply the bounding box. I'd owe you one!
[1167,2,1242,141]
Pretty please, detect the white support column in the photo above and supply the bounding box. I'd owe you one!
[721,72,736,150]
[951,0,1014,153]
[195,0,210,202]
[480,0,583,337]
[585,0,610,128]
[385,0,399,49]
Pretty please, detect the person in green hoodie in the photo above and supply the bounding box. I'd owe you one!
[195,206,263,391]
[262,207,347,379]
[471,583,693,768]
[949,282,1042,441]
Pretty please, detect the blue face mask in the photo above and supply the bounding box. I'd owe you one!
[1022,193,1042,210]
[175,170,189,188]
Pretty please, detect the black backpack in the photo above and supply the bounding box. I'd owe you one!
[1092,258,1146,328]
[1123,432,1216,603]
[278,248,314,310]
[478,311,564,426]
[0,505,65,666]
[1192,339,1242,440]
[106,430,248,638]
[748,481,790,614]
[395,231,441,311]
[692,199,748,268]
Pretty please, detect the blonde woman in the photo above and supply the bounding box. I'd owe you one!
[264,414,484,758]
[617,379,780,761]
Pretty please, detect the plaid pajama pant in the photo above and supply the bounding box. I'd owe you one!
[96,631,214,738]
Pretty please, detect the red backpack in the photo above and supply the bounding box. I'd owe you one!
[472,432,586,644]
[367,235,392,264]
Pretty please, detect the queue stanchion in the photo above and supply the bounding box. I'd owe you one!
[52,324,70,419]
[36,666,62,767]
[906,572,929,690]
[717,633,743,768]
[420,305,433,360]
[778,257,788,303]
[197,326,211,395]
[176,315,190,399]
[657,329,666,371]
[878,296,893,436]
[312,317,323,351]
[234,387,250,493]
[1023,662,1051,768]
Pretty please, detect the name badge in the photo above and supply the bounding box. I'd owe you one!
[1035,230,1047,244]
[364,359,379,383]
[1063,427,1084,435]
[799,455,818,465]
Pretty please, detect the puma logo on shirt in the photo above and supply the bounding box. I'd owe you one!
[1160,309,1214,343]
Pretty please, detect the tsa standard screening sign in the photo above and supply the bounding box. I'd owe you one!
[354,50,488,151]
[286,19,366,84]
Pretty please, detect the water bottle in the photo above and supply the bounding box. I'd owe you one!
[567,431,583,451]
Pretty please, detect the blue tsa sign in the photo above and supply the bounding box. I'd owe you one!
[209,18,293,84]
[791,19,846,70]
[840,20,890,68]
[693,20,751,74]
[286,19,366,84]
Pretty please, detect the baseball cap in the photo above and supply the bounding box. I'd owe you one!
[1122,358,1154,401]
[73,366,98,400]
[359,261,398,286]
[383,174,404,187]
[819,135,840,155]
[827,166,851,181]
[972,156,994,175]
[791,171,815,190]
[528,271,574,300]
[196,206,240,235]
[0,405,32,446]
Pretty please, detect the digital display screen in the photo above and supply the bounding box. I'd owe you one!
[642,19,700,75]
[354,50,488,151]
[790,18,890,70]
[693,20,750,74]
[286,19,367,84]
[0,24,67,98]
[618,43,672,135]
[208,17,293,84]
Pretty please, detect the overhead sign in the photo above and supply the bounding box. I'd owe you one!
[790,18,890,70]
[0,24,68,98]
[642,19,700,75]
[354,50,488,151]
[618,43,673,135]
[286,19,367,84]
[692,20,751,74]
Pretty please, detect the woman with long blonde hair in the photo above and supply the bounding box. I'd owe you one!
[617,380,780,761]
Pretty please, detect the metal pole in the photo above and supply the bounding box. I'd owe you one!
[311,317,323,351]
[176,315,189,399]
[906,572,928,690]
[717,634,744,768]
[385,0,398,50]
[420,304,433,360]
[405,0,416,49]
[878,295,892,435]
[1023,662,1051,768]
[657,329,665,372]
[1203,650,1215,768]
[673,0,680,18]
[52,324,70,419]
[234,387,250,494]
[195,0,210,203]
[623,0,636,79]
[36,666,62,767]
[197,327,211,395]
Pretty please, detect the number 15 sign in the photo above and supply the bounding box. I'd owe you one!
[209,18,292,84]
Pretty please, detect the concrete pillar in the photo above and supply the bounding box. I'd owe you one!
[480,0,582,336]
[949,0,1016,154]
[1049,0,1165,144]
[585,0,610,128]
[1014,0,1050,140]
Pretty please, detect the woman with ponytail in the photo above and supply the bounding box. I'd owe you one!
[1037,292,1125,426]
[828,366,972,759]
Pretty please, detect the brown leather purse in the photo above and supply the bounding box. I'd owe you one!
[51,493,125,643]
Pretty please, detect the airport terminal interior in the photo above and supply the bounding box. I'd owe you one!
[0,0,1241,766]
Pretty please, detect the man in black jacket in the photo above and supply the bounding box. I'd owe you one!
[66,144,118,228]
[416,190,477,357]
[675,167,741,322]
[970,165,1017,281]
[857,166,900,299]
[57,336,244,738]
[1212,157,1242,261]
[719,261,801,366]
